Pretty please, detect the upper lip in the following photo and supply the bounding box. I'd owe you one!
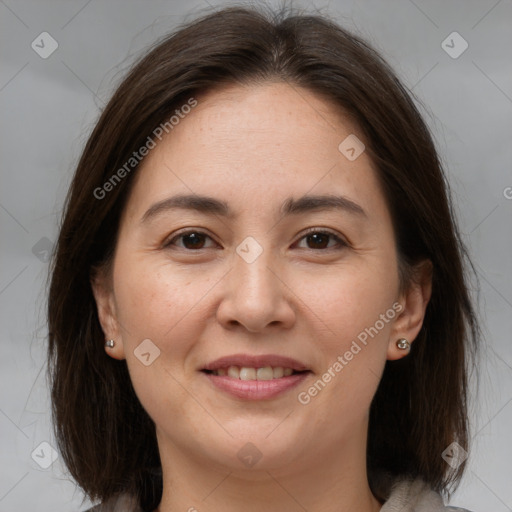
[202,354,310,372]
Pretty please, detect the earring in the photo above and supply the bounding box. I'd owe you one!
[105,339,115,348]
[396,338,410,350]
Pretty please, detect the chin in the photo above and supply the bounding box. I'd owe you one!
[205,428,307,473]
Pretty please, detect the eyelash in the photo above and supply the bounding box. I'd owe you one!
[163,227,348,252]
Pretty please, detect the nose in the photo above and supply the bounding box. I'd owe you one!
[216,241,296,333]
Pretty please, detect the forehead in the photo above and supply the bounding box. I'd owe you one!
[175,81,357,158]
[122,81,384,223]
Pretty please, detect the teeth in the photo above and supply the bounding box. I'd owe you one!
[239,367,256,380]
[273,366,284,378]
[256,367,273,380]
[212,366,299,380]
[227,366,239,379]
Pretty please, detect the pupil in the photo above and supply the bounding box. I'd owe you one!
[308,233,328,249]
[185,233,204,248]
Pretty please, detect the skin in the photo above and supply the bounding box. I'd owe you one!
[91,82,432,512]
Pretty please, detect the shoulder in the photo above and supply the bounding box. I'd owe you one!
[382,477,475,511]
[81,492,143,512]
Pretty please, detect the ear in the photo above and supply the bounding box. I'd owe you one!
[387,260,433,361]
[90,265,126,360]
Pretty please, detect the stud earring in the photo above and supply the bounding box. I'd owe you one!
[105,339,115,348]
[396,338,410,350]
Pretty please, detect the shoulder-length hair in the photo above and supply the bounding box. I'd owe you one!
[47,5,480,510]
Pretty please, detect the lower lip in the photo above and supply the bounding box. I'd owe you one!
[202,371,310,400]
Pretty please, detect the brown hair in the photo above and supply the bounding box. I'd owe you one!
[47,4,480,510]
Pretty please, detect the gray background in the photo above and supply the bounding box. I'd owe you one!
[0,0,511,510]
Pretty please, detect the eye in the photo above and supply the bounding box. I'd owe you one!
[164,230,217,250]
[164,228,348,251]
[294,228,348,250]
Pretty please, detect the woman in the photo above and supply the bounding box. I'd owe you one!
[47,5,480,511]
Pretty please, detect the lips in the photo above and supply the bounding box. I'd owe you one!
[200,354,311,399]
[203,370,309,400]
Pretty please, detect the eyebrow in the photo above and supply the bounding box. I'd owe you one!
[140,193,367,224]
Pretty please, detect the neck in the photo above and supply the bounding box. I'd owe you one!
[153,427,383,512]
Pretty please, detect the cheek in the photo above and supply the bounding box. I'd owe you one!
[301,260,398,408]
[315,262,399,346]
[113,257,215,341]
[112,259,214,425]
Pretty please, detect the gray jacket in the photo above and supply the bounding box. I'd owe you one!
[84,477,473,511]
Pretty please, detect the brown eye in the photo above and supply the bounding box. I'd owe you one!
[296,229,347,250]
[165,230,215,250]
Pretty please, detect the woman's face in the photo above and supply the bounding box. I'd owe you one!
[93,82,428,476]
